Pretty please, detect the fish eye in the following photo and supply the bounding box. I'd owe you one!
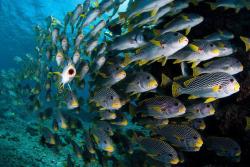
[196,109,200,112]
[206,104,210,108]
[168,153,173,157]
[219,85,222,89]
[210,44,214,47]
[68,68,75,75]
[110,96,114,100]
[174,32,178,36]
[174,102,178,106]
[104,140,107,144]
[230,79,234,83]
[193,136,198,140]
[146,76,150,80]
[116,67,119,71]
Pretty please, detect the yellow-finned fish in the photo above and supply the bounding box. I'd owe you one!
[156,124,203,151]
[172,72,240,103]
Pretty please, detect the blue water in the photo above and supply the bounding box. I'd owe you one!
[0,0,129,69]
[0,0,115,69]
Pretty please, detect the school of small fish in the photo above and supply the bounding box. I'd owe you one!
[14,0,250,166]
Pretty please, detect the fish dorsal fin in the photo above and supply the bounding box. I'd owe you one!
[184,77,196,87]
[203,61,213,67]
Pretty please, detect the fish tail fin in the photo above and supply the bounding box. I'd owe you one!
[240,36,250,52]
[206,2,217,10]
[161,73,172,88]
[193,67,201,76]
[122,53,131,67]
[245,117,250,131]
[172,82,182,97]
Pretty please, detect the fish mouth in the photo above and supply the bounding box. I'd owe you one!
[212,48,220,55]
[112,99,122,109]
[116,71,126,79]
[234,82,240,92]
[195,138,203,148]
[147,80,158,89]
[105,145,114,153]
[170,158,180,165]
[179,36,188,44]
[209,108,215,115]
[179,105,186,113]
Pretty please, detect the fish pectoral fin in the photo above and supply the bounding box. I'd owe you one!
[204,97,217,103]
[189,44,200,52]
[212,85,220,92]
[150,39,162,47]
[181,14,190,21]
[147,153,158,157]
[150,106,162,112]
[188,95,199,100]
[185,27,191,35]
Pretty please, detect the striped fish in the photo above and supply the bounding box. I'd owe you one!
[136,96,186,119]
[138,137,179,164]
[172,72,240,103]
[156,124,203,151]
